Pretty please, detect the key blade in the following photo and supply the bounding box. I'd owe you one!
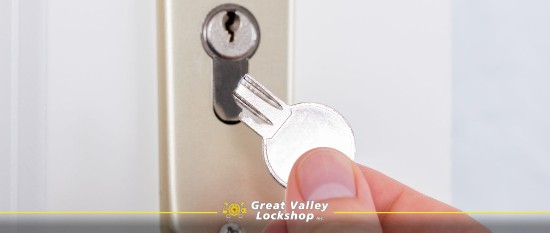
[233,74,291,139]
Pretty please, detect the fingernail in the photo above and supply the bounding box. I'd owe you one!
[297,148,356,201]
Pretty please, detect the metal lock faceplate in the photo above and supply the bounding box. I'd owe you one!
[157,0,292,232]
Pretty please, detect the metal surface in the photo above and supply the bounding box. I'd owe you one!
[211,59,249,123]
[202,4,260,123]
[157,0,291,232]
[202,4,259,60]
[219,222,244,233]
[234,75,355,186]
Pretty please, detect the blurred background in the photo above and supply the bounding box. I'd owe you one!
[1,0,549,232]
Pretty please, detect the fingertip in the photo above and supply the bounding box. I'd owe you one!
[287,147,364,202]
[285,147,382,233]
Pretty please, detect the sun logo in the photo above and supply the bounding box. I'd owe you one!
[223,202,247,218]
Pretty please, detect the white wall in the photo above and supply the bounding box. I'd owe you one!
[453,0,550,231]
[294,0,453,203]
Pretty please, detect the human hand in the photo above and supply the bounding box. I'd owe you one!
[263,148,491,233]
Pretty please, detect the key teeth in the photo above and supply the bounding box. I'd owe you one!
[241,74,284,110]
[233,92,273,126]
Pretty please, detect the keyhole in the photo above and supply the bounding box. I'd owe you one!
[223,11,240,43]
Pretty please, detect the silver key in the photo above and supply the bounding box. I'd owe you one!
[233,74,356,187]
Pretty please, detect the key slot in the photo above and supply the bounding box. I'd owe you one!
[223,10,239,43]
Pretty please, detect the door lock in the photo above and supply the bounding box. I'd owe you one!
[202,4,260,123]
[157,0,291,231]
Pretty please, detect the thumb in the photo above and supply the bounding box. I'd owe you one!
[284,148,383,233]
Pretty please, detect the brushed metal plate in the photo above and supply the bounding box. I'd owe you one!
[156,0,292,232]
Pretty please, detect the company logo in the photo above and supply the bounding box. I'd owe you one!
[223,202,247,218]
[251,201,328,222]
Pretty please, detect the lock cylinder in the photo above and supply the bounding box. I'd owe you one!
[202,4,260,123]
[202,4,260,60]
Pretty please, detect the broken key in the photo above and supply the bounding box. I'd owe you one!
[233,74,356,187]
